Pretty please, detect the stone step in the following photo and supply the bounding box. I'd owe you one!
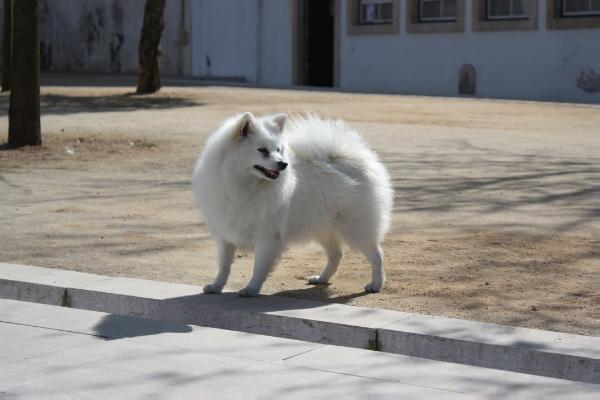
[1,262,598,383]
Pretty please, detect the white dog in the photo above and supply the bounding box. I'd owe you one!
[192,113,393,297]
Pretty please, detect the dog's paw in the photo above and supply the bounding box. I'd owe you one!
[238,286,260,297]
[364,282,383,293]
[307,275,329,285]
[203,284,223,294]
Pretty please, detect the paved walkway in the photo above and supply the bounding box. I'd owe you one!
[0,299,597,399]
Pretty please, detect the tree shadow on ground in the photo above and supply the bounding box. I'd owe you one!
[0,143,18,151]
[379,138,600,232]
[0,92,201,117]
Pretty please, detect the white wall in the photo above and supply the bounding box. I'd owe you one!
[32,0,189,75]
[190,0,258,80]
[259,0,294,86]
[339,0,600,103]
[190,0,293,85]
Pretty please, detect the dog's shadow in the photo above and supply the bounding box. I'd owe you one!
[148,285,372,318]
[273,284,372,304]
[89,287,372,341]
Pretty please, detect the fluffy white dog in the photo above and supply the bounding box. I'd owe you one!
[192,113,393,297]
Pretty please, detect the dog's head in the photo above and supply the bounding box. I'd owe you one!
[225,112,289,181]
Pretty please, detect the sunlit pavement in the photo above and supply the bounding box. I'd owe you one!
[0,299,597,399]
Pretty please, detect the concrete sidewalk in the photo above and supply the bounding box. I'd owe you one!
[0,299,597,400]
[2,263,599,384]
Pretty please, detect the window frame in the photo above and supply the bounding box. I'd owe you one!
[561,0,600,17]
[486,0,529,20]
[358,0,394,25]
[472,0,538,31]
[407,0,465,32]
[419,0,458,22]
[547,0,600,28]
[347,0,400,35]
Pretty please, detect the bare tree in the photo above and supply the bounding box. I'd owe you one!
[2,0,12,91]
[136,0,166,94]
[8,0,40,147]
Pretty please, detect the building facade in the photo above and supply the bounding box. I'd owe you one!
[2,0,599,103]
[189,0,600,103]
[336,0,600,103]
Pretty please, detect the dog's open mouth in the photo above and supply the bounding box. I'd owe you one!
[254,165,280,180]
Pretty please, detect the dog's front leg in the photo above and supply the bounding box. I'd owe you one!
[238,239,282,297]
[203,239,236,294]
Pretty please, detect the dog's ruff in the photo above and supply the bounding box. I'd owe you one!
[192,113,393,297]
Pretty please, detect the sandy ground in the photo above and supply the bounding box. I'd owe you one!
[1,74,599,336]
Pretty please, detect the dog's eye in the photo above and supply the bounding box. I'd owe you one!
[276,147,281,153]
[257,148,269,156]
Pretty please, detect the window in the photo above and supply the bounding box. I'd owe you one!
[358,0,394,24]
[472,0,538,31]
[562,0,600,16]
[420,0,458,21]
[407,0,464,32]
[486,0,528,19]
[547,0,600,29]
[347,0,400,35]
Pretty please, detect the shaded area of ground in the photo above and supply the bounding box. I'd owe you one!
[0,81,598,336]
[0,93,200,117]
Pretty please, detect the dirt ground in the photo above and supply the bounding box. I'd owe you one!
[1,74,599,336]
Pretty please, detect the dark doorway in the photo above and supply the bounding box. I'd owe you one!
[300,0,334,87]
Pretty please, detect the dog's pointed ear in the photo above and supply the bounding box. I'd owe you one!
[272,113,287,134]
[237,112,254,138]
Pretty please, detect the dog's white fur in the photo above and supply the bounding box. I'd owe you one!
[192,113,393,297]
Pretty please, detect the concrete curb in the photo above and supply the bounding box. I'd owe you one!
[1,262,598,383]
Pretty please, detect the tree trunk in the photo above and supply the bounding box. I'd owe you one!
[136,0,166,94]
[8,0,40,147]
[2,0,12,91]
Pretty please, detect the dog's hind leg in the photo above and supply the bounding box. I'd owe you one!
[339,226,386,292]
[360,244,385,293]
[239,239,283,297]
[203,239,236,294]
[308,236,343,285]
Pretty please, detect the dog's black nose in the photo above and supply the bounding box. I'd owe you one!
[278,161,288,170]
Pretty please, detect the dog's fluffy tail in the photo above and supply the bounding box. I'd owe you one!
[286,114,394,240]
[286,114,374,162]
